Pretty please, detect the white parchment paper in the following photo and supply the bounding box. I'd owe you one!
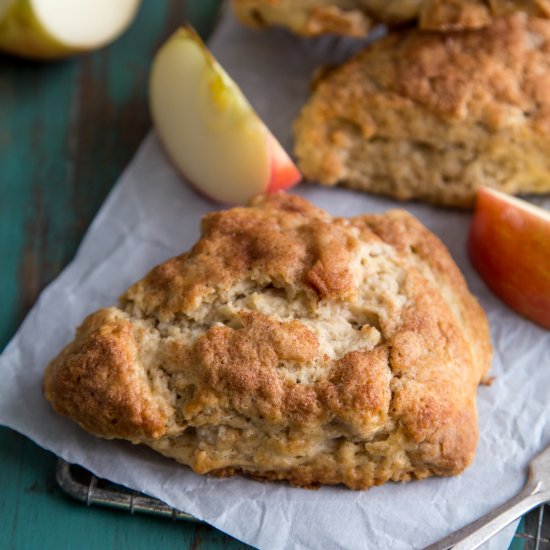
[1,6,549,549]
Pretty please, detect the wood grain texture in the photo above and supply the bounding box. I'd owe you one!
[0,1,250,548]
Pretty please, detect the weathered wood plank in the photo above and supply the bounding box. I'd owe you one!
[0,57,78,348]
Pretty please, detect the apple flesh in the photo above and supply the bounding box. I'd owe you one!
[0,0,140,60]
[468,187,550,330]
[149,27,301,204]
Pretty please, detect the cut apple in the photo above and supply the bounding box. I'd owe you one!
[149,27,302,204]
[0,0,140,59]
[468,187,550,330]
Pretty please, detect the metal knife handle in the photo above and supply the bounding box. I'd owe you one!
[425,479,548,550]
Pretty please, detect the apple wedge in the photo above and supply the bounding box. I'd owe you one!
[0,0,140,59]
[468,187,550,330]
[149,27,301,204]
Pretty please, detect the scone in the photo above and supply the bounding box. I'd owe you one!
[45,193,491,489]
[294,14,550,207]
[232,0,550,36]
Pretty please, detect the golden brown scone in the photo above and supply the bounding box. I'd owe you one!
[294,14,550,207]
[420,0,550,30]
[232,0,373,37]
[232,0,550,36]
[45,193,491,489]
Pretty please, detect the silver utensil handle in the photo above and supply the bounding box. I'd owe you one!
[425,481,548,550]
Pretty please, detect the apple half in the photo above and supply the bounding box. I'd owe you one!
[468,187,550,330]
[149,27,302,204]
[0,0,140,59]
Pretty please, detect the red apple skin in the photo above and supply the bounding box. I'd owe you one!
[266,134,302,193]
[468,187,550,330]
[156,131,301,204]
[173,132,301,203]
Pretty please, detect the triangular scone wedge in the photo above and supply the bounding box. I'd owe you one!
[294,14,550,207]
[45,193,491,489]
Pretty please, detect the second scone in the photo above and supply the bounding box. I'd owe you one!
[232,0,550,36]
[294,13,550,207]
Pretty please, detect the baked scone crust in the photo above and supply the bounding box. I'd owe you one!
[294,14,550,207]
[232,0,373,37]
[45,193,491,489]
[232,0,550,36]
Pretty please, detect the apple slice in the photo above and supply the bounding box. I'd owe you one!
[149,27,301,204]
[0,0,140,60]
[468,187,550,329]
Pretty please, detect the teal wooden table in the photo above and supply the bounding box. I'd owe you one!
[0,1,250,548]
